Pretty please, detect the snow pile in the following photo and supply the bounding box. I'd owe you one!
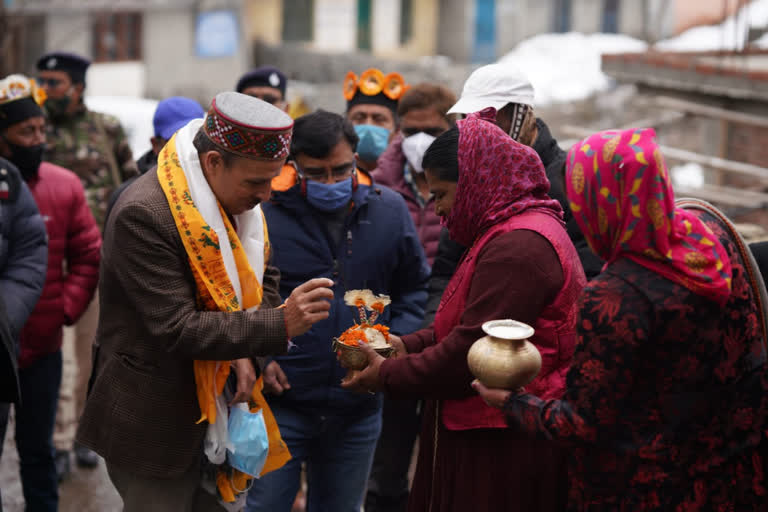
[657,0,768,51]
[84,95,158,158]
[497,33,647,106]
[671,163,706,189]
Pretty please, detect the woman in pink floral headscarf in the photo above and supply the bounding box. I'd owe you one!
[477,128,768,511]
[341,109,586,511]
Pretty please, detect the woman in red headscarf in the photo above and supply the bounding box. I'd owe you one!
[476,128,768,510]
[341,110,587,511]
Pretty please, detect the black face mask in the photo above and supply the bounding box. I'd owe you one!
[5,140,45,180]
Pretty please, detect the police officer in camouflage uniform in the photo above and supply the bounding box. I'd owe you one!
[36,51,138,478]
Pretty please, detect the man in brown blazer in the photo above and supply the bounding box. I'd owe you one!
[77,93,334,511]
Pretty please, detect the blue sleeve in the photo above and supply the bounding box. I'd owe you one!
[1,179,48,335]
[388,196,430,336]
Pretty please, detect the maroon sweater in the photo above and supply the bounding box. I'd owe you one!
[372,134,442,265]
[379,229,563,398]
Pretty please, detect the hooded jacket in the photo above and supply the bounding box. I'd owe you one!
[372,134,442,265]
[263,166,430,415]
[0,157,47,338]
[19,162,101,368]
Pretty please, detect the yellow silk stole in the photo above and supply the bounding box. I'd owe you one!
[158,135,290,499]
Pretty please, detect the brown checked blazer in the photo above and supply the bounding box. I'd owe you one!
[76,169,288,478]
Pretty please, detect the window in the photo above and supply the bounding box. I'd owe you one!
[553,0,572,33]
[92,12,142,62]
[602,0,620,33]
[282,0,314,42]
[357,0,372,51]
[400,0,413,45]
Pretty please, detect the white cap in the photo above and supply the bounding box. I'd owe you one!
[448,63,535,115]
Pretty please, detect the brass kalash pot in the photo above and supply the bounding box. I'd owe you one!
[468,319,542,389]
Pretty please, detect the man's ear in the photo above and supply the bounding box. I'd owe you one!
[200,150,224,175]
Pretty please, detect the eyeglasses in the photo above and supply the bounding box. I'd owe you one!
[343,69,408,101]
[246,92,281,105]
[295,159,356,182]
[36,77,64,88]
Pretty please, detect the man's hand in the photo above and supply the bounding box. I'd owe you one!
[471,379,513,409]
[340,342,385,394]
[263,360,291,395]
[230,358,258,405]
[388,334,407,358]
[284,278,334,338]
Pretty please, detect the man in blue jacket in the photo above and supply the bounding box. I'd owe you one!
[246,110,430,512]
[0,155,48,506]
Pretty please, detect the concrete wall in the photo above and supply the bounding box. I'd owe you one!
[243,0,283,45]
[618,0,645,39]
[436,0,473,62]
[313,0,357,51]
[496,0,554,57]
[572,0,602,34]
[45,11,90,55]
[674,0,746,35]
[143,6,250,103]
[401,0,439,57]
[372,0,401,55]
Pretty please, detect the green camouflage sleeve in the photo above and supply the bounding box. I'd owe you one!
[103,114,139,180]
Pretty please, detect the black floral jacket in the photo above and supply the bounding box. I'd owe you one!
[505,210,768,511]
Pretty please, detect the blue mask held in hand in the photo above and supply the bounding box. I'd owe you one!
[227,404,269,478]
[354,124,390,163]
[306,177,354,212]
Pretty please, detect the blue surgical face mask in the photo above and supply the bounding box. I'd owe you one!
[354,124,390,163]
[306,177,354,212]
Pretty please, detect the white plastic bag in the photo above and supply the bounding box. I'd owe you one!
[203,363,232,465]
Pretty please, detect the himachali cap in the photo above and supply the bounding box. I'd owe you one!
[204,92,293,161]
[448,63,535,115]
[36,52,91,83]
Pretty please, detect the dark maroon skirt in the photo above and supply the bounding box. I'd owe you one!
[408,400,568,512]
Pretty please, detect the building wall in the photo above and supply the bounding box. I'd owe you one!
[243,0,283,45]
[143,6,250,103]
[436,0,473,62]
[673,0,746,35]
[617,0,645,39]
[402,0,439,57]
[371,0,401,55]
[44,12,90,55]
[313,0,357,51]
[496,0,554,58]
[571,0,602,34]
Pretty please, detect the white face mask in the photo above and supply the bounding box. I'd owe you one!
[401,132,437,174]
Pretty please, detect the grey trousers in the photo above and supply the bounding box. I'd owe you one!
[106,462,224,512]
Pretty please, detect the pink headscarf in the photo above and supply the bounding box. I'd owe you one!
[566,128,732,305]
[446,108,562,247]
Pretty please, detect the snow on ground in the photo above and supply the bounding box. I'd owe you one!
[657,0,768,51]
[671,163,706,189]
[84,95,158,158]
[497,33,647,106]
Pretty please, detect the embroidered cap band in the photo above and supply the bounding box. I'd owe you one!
[203,92,293,161]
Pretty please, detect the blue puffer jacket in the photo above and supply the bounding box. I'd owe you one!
[0,158,48,338]
[263,169,430,415]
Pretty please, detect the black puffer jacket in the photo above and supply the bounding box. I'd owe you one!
[422,119,602,325]
[0,157,47,336]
